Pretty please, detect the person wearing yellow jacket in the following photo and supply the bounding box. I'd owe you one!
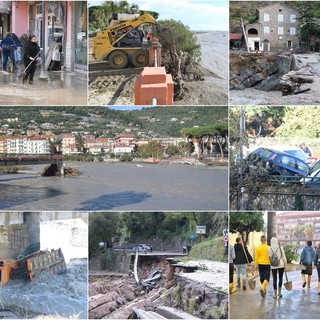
[255,235,271,297]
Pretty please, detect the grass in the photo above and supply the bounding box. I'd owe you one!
[189,237,227,262]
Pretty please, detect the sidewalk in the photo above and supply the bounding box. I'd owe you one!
[0,64,87,105]
[230,269,319,319]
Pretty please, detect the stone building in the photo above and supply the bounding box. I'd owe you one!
[245,2,299,52]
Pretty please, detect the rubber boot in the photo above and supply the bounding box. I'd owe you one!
[307,276,311,289]
[237,278,240,288]
[273,289,277,299]
[278,286,282,298]
[260,280,269,297]
[318,281,320,295]
[302,274,306,288]
[243,280,246,290]
[229,283,237,294]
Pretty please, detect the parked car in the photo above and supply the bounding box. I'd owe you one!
[248,147,310,177]
[130,244,152,253]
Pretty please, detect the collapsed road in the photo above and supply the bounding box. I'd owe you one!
[89,251,228,319]
[230,52,320,105]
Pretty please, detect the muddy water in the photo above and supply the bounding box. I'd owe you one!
[0,68,87,105]
[0,162,228,211]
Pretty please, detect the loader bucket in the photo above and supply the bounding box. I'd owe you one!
[28,248,67,280]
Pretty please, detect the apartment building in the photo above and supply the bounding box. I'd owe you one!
[245,2,299,51]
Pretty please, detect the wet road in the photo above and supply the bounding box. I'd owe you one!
[0,162,228,211]
[0,66,87,105]
[230,269,320,319]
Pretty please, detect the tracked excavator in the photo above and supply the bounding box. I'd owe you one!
[0,244,67,285]
[92,12,174,69]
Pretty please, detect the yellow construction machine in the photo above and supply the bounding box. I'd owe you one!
[0,248,67,285]
[92,12,174,69]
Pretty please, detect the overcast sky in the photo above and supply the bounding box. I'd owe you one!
[88,0,228,31]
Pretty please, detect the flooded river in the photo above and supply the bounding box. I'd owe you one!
[0,162,228,211]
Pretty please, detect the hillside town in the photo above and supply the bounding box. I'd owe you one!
[0,112,224,159]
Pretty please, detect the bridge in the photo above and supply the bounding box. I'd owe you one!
[0,153,63,167]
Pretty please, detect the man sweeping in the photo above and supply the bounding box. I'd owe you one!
[255,235,271,297]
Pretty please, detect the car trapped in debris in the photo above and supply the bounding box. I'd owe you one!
[247,147,310,177]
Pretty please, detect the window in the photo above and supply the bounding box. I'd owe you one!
[290,27,296,35]
[290,15,296,22]
[278,27,284,35]
[264,27,270,34]
[264,13,270,22]
[278,14,283,22]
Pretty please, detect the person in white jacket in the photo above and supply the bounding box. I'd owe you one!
[268,237,287,299]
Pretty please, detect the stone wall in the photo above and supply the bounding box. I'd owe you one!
[241,186,320,211]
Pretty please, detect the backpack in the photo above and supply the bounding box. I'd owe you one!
[270,247,280,266]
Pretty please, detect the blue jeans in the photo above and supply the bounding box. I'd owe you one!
[236,263,247,281]
[2,48,16,71]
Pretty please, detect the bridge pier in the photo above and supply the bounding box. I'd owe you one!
[0,213,40,259]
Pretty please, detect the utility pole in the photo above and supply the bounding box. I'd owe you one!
[39,0,48,81]
[241,18,250,53]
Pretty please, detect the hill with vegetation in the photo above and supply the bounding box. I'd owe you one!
[89,212,228,261]
[0,106,227,137]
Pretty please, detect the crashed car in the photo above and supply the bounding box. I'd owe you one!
[247,147,309,177]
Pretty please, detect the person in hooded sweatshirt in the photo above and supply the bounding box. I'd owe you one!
[314,243,320,295]
[268,237,287,299]
[300,240,315,289]
[233,237,253,290]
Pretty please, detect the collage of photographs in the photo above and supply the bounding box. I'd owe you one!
[0,0,319,319]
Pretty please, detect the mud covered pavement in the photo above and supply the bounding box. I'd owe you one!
[0,259,88,319]
[0,67,87,106]
[89,257,228,319]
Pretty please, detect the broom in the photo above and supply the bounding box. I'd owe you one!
[18,51,42,80]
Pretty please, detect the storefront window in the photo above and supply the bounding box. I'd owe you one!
[74,1,87,67]
[47,2,65,47]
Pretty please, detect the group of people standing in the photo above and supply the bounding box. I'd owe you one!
[1,32,42,84]
[229,236,320,298]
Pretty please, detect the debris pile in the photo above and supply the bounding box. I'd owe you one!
[230,53,291,91]
[41,164,80,177]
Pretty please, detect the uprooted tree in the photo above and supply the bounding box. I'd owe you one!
[157,19,202,100]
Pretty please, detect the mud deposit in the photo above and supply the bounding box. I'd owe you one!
[88,31,228,106]
[89,257,228,319]
[0,259,88,319]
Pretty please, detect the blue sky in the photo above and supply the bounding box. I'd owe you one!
[88,0,229,31]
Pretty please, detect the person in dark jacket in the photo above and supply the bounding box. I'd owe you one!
[314,243,320,295]
[12,33,22,64]
[1,32,17,71]
[234,237,253,290]
[23,35,42,84]
[300,240,315,289]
